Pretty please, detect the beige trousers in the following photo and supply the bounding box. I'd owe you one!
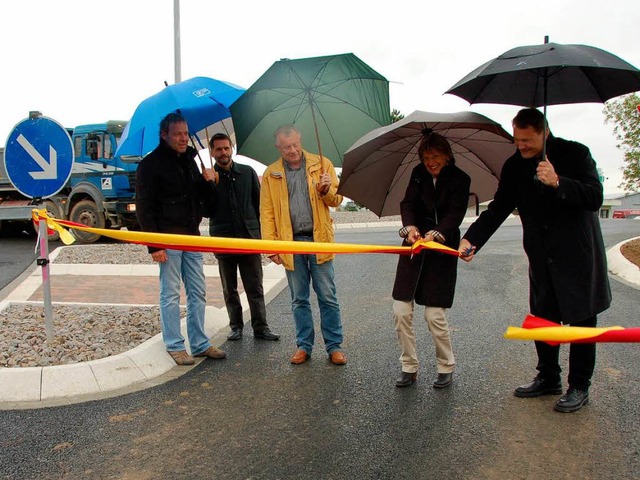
[393,300,455,374]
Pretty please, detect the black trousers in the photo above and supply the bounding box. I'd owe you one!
[217,254,268,332]
[535,315,597,390]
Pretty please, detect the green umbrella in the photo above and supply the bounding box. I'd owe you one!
[230,53,391,167]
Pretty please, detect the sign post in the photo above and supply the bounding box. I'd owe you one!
[4,112,74,342]
[36,201,54,341]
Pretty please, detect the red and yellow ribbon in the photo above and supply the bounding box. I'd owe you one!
[504,314,640,345]
[33,209,461,257]
[32,210,76,245]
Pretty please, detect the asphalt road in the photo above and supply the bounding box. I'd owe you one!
[1,221,640,480]
[0,230,40,294]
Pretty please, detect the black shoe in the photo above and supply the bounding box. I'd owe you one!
[254,329,280,341]
[514,377,562,398]
[227,328,243,341]
[395,371,417,388]
[554,387,589,413]
[433,372,453,389]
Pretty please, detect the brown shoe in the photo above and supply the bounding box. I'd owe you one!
[194,346,227,359]
[168,350,195,366]
[329,351,347,365]
[290,349,309,364]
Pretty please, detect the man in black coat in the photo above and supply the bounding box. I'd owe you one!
[135,113,226,365]
[459,108,611,413]
[204,133,279,342]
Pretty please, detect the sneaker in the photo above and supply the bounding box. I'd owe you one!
[194,346,227,359]
[168,350,195,366]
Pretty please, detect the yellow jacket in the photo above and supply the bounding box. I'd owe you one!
[260,151,343,270]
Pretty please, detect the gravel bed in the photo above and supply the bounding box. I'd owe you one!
[1,210,397,368]
[0,305,161,367]
[332,210,400,224]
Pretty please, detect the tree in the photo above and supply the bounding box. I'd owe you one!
[391,108,404,123]
[603,92,640,192]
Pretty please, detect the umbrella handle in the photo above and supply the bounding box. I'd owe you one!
[202,129,220,184]
[189,135,218,187]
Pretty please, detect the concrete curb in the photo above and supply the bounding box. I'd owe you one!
[607,236,640,289]
[0,260,288,409]
[332,216,480,231]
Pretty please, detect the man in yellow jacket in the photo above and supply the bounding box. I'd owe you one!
[260,124,346,366]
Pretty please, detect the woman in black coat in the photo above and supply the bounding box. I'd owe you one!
[392,133,470,389]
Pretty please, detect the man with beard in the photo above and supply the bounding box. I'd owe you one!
[204,133,280,342]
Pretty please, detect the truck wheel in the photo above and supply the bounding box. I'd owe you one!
[69,200,104,243]
[32,200,62,242]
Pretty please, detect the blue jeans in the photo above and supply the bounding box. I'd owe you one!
[285,236,343,355]
[159,249,211,355]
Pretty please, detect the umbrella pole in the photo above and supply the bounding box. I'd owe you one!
[542,88,548,162]
[542,35,549,163]
[221,120,232,138]
[203,128,218,184]
[309,101,325,173]
[189,135,208,171]
[204,127,213,167]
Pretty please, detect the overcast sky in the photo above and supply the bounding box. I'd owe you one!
[2,0,638,194]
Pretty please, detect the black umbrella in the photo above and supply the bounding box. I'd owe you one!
[445,40,640,107]
[338,111,515,217]
[445,37,640,165]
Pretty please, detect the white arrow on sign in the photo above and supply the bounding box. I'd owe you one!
[16,133,58,180]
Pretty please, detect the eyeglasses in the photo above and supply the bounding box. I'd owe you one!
[277,143,301,152]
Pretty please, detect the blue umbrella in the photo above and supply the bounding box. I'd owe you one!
[115,76,245,158]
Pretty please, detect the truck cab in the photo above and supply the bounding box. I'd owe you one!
[65,121,139,242]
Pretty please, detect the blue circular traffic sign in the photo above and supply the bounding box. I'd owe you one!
[4,116,74,198]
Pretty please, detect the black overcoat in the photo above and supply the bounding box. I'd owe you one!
[392,163,471,307]
[463,135,611,323]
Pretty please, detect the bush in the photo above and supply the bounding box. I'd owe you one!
[342,201,361,212]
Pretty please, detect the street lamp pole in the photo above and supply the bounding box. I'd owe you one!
[173,0,181,83]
